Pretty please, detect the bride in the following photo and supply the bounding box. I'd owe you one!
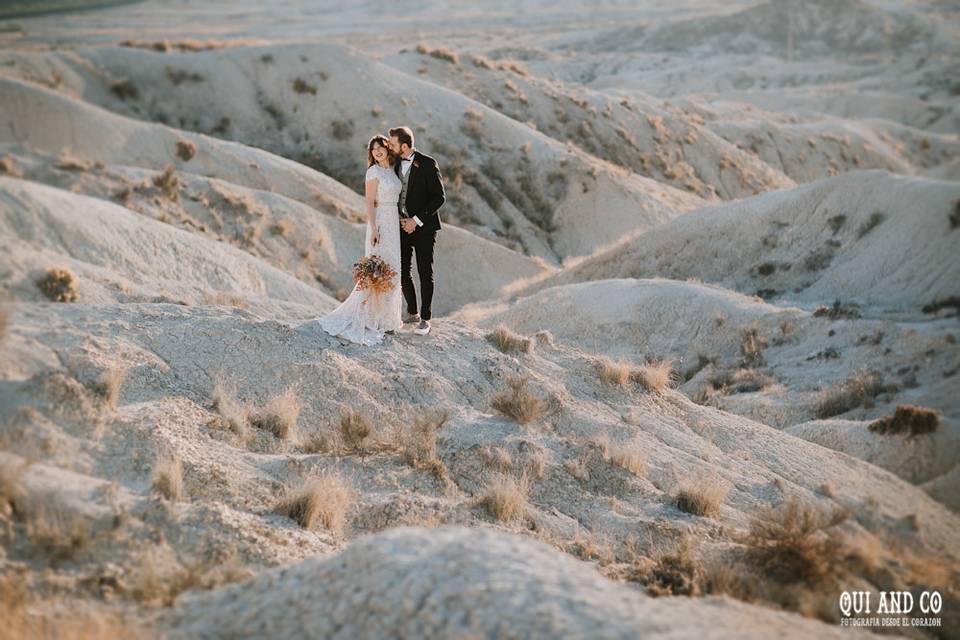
[311,135,403,345]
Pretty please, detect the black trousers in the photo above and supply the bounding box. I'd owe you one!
[400,226,437,321]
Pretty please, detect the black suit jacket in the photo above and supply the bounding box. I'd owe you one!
[395,151,444,233]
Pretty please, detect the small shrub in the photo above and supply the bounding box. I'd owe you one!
[292,78,317,95]
[37,267,79,302]
[675,476,727,518]
[0,308,7,341]
[950,200,960,230]
[481,473,529,523]
[175,138,197,161]
[856,212,885,238]
[152,453,183,501]
[263,103,286,129]
[273,472,352,536]
[743,497,849,584]
[827,214,846,234]
[869,405,939,437]
[330,119,354,141]
[813,299,861,320]
[251,387,302,440]
[920,296,960,316]
[816,370,883,418]
[152,164,181,201]
[164,66,204,85]
[485,325,533,354]
[110,79,139,100]
[491,376,549,424]
[645,538,702,596]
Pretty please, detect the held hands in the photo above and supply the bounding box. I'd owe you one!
[401,218,418,234]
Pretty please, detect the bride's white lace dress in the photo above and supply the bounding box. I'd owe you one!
[310,163,403,345]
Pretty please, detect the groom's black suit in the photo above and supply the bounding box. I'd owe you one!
[396,151,444,321]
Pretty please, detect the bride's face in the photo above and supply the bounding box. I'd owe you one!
[371,142,388,164]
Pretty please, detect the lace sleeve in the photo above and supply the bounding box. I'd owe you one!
[365,165,379,182]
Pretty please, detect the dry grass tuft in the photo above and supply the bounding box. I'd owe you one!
[481,472,529,523]
[130,547,251,607]
[740,325,767,367]
[631,360,673,393]
[869,405,939,437]
[0,307,8,342]
[210,375,251,442]
[479,445,513,472]
[175,138,197,162]
[596,357,632,386]
[491,376,550,424]
[610,438,647,476]
[398,409,451,481]
[54,150,92,172]
[0,154,23,177]
[815,369,883,418]
[742,497,849,584]
[339,407,373,453]
[675,476,727,518]
[24,496,91,561]
[89,368,123,410]
[0,458,27,519]
[857,211,885,239]
[595,357,673,393]
[152,164,181,201]
[417,42,459,64]
[152,453,183,501]
[485,325,533,354]
[274,472,352,536]
[251,387,302,440]
[1,574,154,639]
[37,267,79,302]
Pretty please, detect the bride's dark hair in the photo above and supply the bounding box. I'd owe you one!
[367,134,394,167]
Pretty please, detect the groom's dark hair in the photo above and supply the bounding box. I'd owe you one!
[389,126,414,149]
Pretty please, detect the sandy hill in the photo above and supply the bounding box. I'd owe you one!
[0,42,705,261]
[3,297,959,635]
[382,47,792,201]
[0,77,548,313]
[0,2,957,637]
[384,46,957,189]
[514,170,960,314]
[592,0,953,58]
[163,526,876,640]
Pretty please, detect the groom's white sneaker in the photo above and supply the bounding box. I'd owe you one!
[414,320,431,335]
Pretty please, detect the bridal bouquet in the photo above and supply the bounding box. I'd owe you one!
[352,255,397,300]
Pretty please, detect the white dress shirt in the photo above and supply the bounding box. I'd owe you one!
[401,149,423,227]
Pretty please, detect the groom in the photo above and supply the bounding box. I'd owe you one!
[388,126,445,336]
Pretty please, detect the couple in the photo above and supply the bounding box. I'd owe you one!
[313,126,444,346]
